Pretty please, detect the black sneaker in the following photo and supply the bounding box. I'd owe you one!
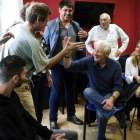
[114,111,127,129]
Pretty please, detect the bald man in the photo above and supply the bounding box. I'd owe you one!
[85,13,129,60]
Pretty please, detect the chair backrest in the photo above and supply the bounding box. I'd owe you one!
[122,73,128,89]
[119,54,130,72]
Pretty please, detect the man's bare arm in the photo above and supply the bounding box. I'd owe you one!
[45,37,85,69]
[0,32,15,52]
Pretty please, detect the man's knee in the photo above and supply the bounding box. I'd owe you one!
[83,87,94,99]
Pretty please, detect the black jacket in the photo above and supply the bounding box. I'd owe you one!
[0,91,53,140]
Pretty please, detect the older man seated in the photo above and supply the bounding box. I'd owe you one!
[63,39,127,140]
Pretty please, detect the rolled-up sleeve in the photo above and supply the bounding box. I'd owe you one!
[26,40,50,73]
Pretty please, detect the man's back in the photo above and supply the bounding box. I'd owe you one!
[0,24,50,80]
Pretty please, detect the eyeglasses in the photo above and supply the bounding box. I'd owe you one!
[94,49,103,54]
[99,19,108,23]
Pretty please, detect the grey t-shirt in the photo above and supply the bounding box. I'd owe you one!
[0,24,50,80]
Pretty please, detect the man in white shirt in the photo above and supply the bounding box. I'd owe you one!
[85,13,129,60]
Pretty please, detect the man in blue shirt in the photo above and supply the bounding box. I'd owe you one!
[64,39,127,140]
[44,0,88,129]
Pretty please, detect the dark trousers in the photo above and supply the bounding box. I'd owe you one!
[136,97,140,119]
[49,64,76,122]
[34,129,78,140]
[31,75,48,123]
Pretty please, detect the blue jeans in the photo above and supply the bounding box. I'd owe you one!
[49,64,76,122]
[83,88,118,140]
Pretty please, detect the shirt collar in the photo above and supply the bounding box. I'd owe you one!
[58,17,73,24]
[99,24,110,31]
[93,57,110,67]
[105,58,110,67]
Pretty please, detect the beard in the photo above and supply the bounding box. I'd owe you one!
[15,77,24,87]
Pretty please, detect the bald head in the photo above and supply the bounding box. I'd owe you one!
[99,13,111,30]
[100,13,110,19]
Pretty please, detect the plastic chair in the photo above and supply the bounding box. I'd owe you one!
[83,101,126,140]
[129,107,137,130]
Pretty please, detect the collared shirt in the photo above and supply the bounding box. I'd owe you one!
[44,17,86,60]
[66,56,123,95]
[52,17,78,65]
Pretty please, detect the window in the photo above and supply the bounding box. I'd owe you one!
[0,0,23,36]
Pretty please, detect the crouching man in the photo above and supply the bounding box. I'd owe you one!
[63,39,127,140]
[0,55,78,140]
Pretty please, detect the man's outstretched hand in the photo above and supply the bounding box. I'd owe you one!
[63,36,85,52]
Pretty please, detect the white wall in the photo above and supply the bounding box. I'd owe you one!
[0,0,23,36]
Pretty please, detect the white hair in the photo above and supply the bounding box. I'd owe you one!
[96,40,111,54]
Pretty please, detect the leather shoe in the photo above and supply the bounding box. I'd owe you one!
[67,115,83,125]
[50,121,59,130]
[114,111,127,129]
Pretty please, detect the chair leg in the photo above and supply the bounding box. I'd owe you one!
[123,103,127,140]
[83,104,87,140]
[129,107,137,130]
[124,124,127,140]
[88,110,91,127]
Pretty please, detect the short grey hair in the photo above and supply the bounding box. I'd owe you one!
[26,2,52,24]
[96,40,111,54]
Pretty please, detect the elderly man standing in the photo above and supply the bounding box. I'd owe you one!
[64,40,127,140]
[85,13,129,60]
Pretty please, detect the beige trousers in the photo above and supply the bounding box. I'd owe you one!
[14,81,37,120]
